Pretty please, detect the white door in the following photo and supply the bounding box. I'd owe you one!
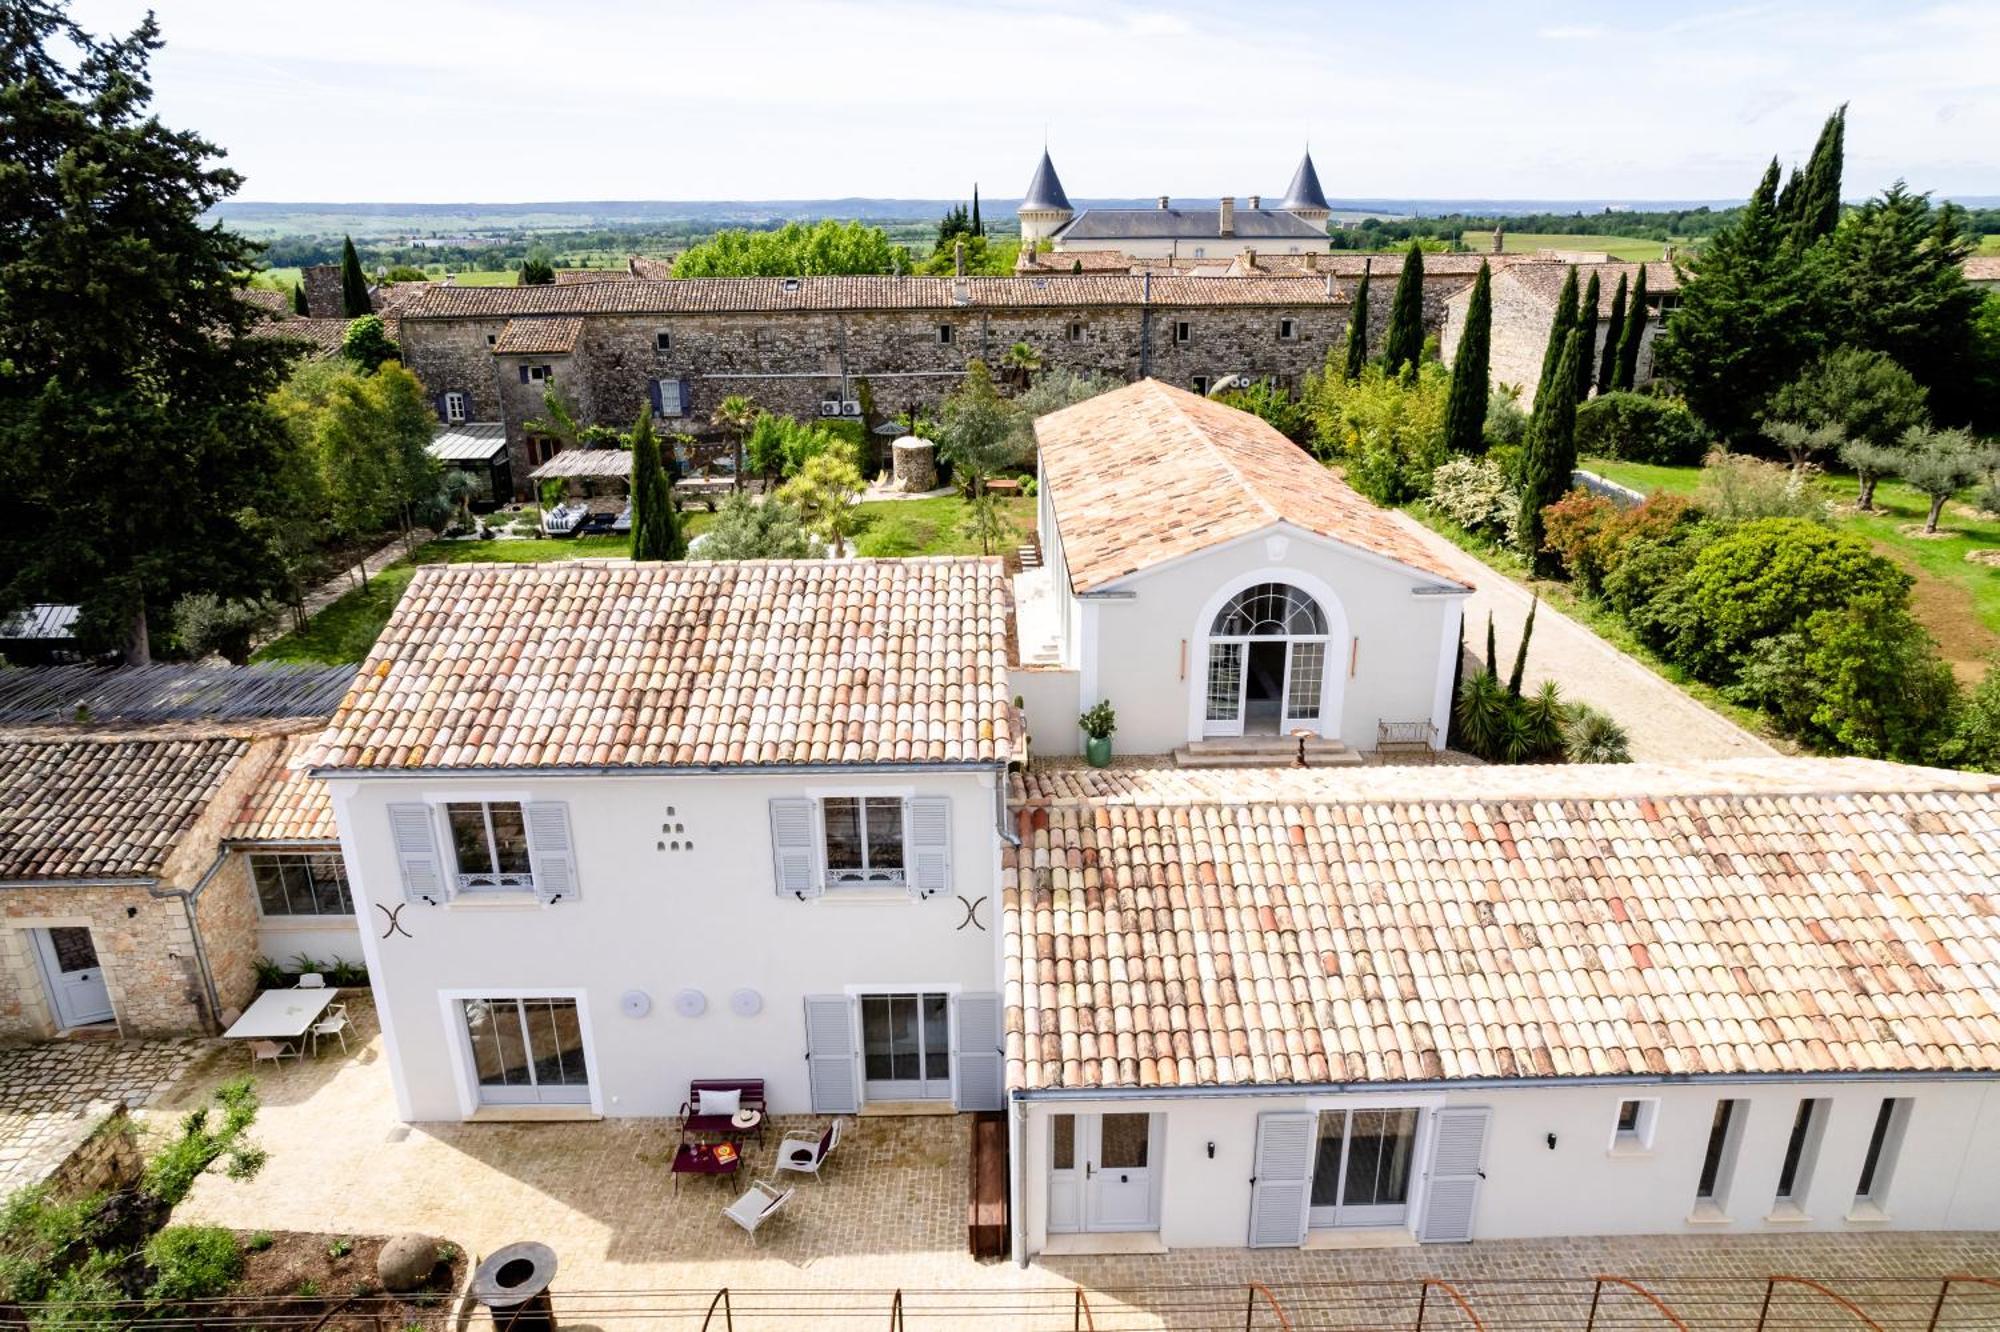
[1308,1108,1421,1228]
[1047,1112,1160,1234]
[34,928,113,1028]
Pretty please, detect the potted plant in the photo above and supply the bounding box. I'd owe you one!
[1079,700,1116,768]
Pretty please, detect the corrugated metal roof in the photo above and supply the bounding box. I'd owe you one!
[428,423,508,462]
[0,604,79,641]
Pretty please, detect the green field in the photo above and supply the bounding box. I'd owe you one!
[254,496,1033,665]
[1582,456,2000,678]
[1979,234,2000,255]
[1462,231,1670,262]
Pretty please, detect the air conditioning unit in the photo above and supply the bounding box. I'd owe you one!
[841,399,863,417]
[818,401,842,418]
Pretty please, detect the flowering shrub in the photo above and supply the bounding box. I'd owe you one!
[1428,456,1518,545]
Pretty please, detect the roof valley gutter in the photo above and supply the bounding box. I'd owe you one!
[1009,1068,2000,1103]
[149,848,230,1033]
[3,877,158,890]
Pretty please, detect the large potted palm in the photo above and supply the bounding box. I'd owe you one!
[1079,700,1116,768]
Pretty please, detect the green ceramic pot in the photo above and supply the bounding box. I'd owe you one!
[1085,735,1112,768]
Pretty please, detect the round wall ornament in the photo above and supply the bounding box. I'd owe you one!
[620,990,651,1018]
[730,988,763,1017]
[674,988,708,1018]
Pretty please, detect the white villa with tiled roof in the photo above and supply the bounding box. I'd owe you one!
[303,382,2000,1263]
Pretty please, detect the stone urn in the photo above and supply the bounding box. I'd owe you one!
[891,437,938,493]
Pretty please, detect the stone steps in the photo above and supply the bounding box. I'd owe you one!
[1015,545,1042,570]
[1173,736,1363,768]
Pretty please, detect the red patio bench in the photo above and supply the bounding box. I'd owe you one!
[680,1078,767,1145]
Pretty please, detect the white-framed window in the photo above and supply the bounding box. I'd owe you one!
[822,796,906,888]
[249,852,354,918]
[443,391,467,423]
[938,324,955,345]
[654,330,672,353]
[1854,1097,1911,1208]
[485,333,497,347]
[527,364,551,383]
[1774,1097,1828,1206]
[1694,1098,1745,1208]
[1609,1097,1658,1153]
[446,801,534,893]
[1174,320,1192,344]
[1279,318,1297,341]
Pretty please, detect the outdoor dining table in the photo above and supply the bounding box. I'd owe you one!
[222,986,338,1048]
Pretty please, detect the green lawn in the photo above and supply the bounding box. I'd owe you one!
[253,496,1029,665]
[1579,455,2000,676]
[1461,231,1669,263]
[1978,234,2000,255]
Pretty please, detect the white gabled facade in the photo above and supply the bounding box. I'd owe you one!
[330,766,1007,1122]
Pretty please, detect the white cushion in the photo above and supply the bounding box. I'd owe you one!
[701,1088,741,1118]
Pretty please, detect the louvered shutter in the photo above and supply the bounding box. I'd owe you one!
[1418,1107,1491,1243]
[1247,1112,1314,1247]
[432,393,449,423]
[907,796,951,899]
[388,804,444,905]
[678,377,693,416]
[524,801,579,903]
[647,378,665,415]
[770,798,819,898]
[518,365,530,384]
[953,992,1003,1111]
[803,995,859,1113]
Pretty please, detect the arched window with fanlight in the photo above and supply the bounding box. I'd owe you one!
[1203,582,1330,736]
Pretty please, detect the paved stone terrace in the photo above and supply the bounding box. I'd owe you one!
[0,1038,202,1194]
[154,999,2000,1329]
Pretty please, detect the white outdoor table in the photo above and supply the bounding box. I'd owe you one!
[224,987,338,1042]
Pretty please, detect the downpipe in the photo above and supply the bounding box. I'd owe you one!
[148,848,231,1032]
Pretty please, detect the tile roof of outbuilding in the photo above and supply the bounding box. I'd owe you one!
[0,732,250,881]
[230,731,336,844]
[1055,207,1330,243]
[398,275,1353,320]
[311,557,1015,772]
[492,316,584,355]
[1034,379,1466,592]
[1004,759,2000,1093]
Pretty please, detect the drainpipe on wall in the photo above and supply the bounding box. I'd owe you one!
[1009,1091,1029,1267]
[148,848,231,1033]
[1139,271,1152,378]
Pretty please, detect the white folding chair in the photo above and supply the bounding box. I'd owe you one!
[310,1004,351,1056]
[296,973,326,990]
[774,1118,844,1180]
[722,1180,794,1242]
[248,1039,298,1068]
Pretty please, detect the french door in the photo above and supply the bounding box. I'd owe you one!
[1309,1108,1419,1227]
[33,928,113,1029]
[1202,638,1328,737]
[1048,1112,1159,1233]
[860,992,951,1100]
[459,996,591,1105]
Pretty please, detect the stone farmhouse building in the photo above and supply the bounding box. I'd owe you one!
[298,383,2000,1259]
[1442,260,1681,409]
[0,670,358,1041]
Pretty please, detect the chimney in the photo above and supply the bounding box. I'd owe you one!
[1243,247,1257,268]
[1219,197,1235,236]
[1247,195,1261,210]
[1157,196,1170,210]
[953,238,966,277]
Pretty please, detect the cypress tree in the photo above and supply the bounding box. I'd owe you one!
[1506,597,1537,699]
[1776,165,1803,233]
[1485,612,1498,675]
[1341,263,1371,380]
[1518,330,1582,568]
[1572,271,1600,403]
[1794,105,1847,245]
[629,403,685,561]
[1442,260,1491,453]
[291,282,308,316]
[971,185,983,237]
[338,235,371,318]
[1612,263,1647,391]
[1533,266,1578,407]
[1381,243,1426,373]
[1596,274,1626,394]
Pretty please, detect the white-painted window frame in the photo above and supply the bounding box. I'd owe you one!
[443,391,467,423]
[1607,1096,1659,1155]
[438,986,602,1118]
[436,797,537,897]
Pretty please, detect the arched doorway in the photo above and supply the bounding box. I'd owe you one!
[1201,582,1332,737]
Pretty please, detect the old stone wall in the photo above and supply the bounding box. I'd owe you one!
[303,265,345,319]
[195,853,262,1020]
[0,886,208,1040]
[1442,276,1662,411]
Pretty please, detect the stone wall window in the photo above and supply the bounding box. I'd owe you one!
[654,331,672,354]
[937,324,955,345]
[444,392,467,423]
[1066,322,1084,342]
[1174,321,1192,344]
[251,852,355,917]
[1191,376,1210,396]
[1279,318,1297,342]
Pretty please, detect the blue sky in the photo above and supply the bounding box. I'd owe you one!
[70,0,2000,205]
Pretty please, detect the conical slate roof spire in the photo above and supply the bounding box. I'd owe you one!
[1021,148,1073,212]
[1280,149,1330,211]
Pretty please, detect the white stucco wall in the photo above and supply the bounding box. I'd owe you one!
[330,768,1005,1122]
[1028,522,1464,757]
[1017,1079,2000,1255]
[254,915,364,971]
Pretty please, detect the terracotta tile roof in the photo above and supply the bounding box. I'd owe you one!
[248,316,400,361]
[1015,249,1140,274]
[1503,260,1679,310]
[492,316,584,355]
[1004,759,2000,1093]
[369,282,435,315]
[312,557,1015,772]
[554,268,636,284]
[398,275,1353,320]
[0,732,249,880]
[1035,379,1467,592]
[629,255,675,281]
[1963,256,2000,282]
[238,287,292,315]
[230,732,336,844]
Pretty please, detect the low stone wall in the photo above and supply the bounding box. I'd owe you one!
[41,1106,144,1199]
[1572,468,1645,508]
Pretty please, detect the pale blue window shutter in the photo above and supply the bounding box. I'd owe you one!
[1418,1107,1491,1243]
[803,995,859,1113]
[518,365,530,384]
[1248,1112,1314,1247]
[388,804,444,905]
[953,992,1003,1111]
[678,377,693,416]
[770,798,819,898]
[906,796,951,899]
[524,801,579,903]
